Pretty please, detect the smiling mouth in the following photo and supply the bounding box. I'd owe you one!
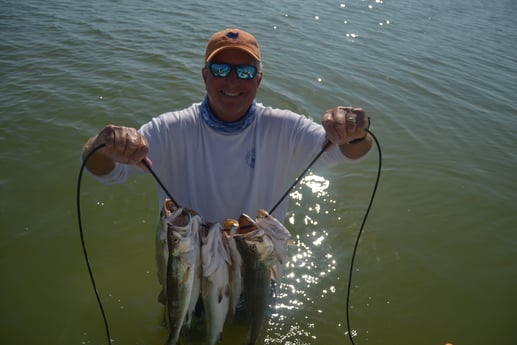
[222,90,242,97]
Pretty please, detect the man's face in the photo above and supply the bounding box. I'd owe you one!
[202,48,262,122]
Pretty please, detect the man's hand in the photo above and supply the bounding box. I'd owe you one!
[82,125,151,176]
[322,106,369,145]
[321,106,372,159]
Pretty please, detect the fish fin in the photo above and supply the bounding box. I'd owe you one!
[217,286,224,303]
[182,266,191,284]
[158,289,166,306]
[216,284,231,304]
[270,265,279,282]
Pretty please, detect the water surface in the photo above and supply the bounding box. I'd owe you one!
[1,0,516,344]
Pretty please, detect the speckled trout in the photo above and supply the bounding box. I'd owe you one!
[235,214,276,345]
[156,199,202,345]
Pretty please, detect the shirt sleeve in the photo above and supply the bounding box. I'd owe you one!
[84,161,145,185]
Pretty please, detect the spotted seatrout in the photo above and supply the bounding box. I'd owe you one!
[156,199,202,345]
[235,214,276,345]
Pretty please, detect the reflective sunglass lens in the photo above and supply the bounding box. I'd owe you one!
[210,63,232,77]
[236,65,257,80]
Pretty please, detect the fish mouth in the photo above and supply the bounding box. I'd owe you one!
[171,209,191,227]
[237,213,258,234]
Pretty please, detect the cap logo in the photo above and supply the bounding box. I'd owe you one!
[226,31,239,40]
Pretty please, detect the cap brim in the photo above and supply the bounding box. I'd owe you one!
[206,46,261,62]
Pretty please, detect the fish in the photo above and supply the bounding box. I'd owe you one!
[223,219,243,324]
[155,201,176,307]
[255,209,292,289]
[235,214,276,345]
[201,222,232,345]
[156,199,186,307]
[158,199,202,345]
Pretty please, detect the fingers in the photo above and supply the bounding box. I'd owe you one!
[322,106,369,144]
[96,125,150,166]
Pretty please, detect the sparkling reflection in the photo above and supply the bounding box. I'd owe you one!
[264,173,340,343]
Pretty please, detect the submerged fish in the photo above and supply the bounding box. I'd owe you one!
[235,214,276,345]
[157,199,202,345]
[201,222,232,345]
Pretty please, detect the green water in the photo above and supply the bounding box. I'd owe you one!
[1,0,516,344]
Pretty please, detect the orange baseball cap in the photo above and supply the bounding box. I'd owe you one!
[205,28,261,62]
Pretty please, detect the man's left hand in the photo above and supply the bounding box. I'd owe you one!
[322,106,369,146]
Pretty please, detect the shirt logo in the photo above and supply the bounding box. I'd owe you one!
[246,149,256,168]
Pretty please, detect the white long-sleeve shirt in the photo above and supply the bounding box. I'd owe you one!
[94,102,352,223]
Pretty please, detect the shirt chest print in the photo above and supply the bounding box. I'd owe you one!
[246,148,256,168]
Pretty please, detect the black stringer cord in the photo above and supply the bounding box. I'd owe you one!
[269,140,332,214]
[76,143,112,345]
[77,128,381,345]
[346,129,382,344]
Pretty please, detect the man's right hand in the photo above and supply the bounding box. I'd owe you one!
[82,125,151,176]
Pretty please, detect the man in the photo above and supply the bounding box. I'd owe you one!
[82,28,372,223]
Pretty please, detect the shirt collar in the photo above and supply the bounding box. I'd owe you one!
[200,96,256,133]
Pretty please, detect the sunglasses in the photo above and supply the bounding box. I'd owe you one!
[208,63,258,80]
